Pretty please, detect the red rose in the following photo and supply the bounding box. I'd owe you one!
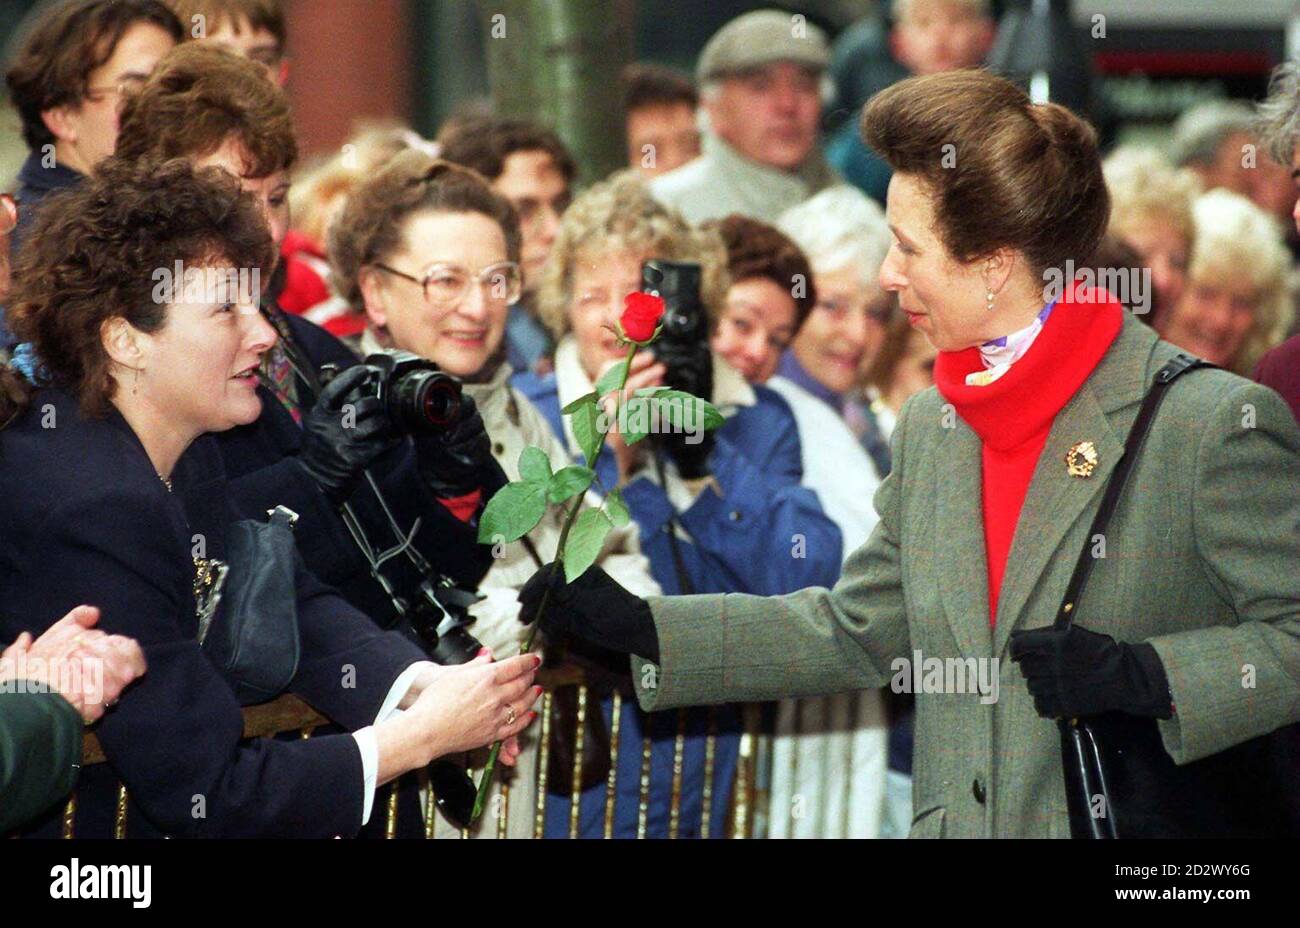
[620,292,665,342]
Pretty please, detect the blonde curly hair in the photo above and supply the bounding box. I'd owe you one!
[1103,146,1199,250]
[535,170,730,341]
[1184,188,1294,376]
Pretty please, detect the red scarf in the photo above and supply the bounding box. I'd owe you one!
[933,282,1123,624]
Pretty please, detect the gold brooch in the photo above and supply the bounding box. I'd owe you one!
[1065,441,1098,478]
[194,557,229,643]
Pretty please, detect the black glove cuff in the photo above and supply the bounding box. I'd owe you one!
[1125,641,1174,720]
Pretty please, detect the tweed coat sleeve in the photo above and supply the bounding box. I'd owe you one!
[630,395,915,711]
[1147,379,1300,764]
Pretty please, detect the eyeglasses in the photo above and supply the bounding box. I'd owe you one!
[83,74,148,104]
[375,260,522,309]
[0,194,16,236]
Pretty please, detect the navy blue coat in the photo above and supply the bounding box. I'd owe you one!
[0,387,427,837]
[213,311,493,627]
[2,153,86,348]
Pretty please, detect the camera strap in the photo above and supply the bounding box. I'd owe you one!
[260,303,473,621]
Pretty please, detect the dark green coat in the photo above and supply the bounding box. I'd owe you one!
[0,690,82,833]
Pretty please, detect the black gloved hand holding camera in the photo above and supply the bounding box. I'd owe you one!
[299,364,402,504]
[413,392,508,501]
[654,335,716,480]
[518,562,660,664]
[642,260,715,480]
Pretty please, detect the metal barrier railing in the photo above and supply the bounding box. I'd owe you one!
[67,667,767,839]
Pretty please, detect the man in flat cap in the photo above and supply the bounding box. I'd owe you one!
[649,8,841,225]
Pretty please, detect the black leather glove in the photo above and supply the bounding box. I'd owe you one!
[413,392,506,500]
[1009,624,1173,721]
[298,364,401,504]
[518,562,660,664]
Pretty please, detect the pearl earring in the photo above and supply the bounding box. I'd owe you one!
[986,289,995,312]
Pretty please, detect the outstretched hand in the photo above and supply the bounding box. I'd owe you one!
[518,562,660,664]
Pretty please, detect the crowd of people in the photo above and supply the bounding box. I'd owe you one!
[0,0,1297,840]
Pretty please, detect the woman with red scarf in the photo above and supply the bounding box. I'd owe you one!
[518,70,1300,838]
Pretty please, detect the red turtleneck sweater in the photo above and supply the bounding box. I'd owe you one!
[933,283,1123,624]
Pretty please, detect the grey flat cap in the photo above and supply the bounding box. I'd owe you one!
[696,9,829,84]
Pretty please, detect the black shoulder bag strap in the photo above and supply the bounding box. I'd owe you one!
[1053,353,1210,632]
[1053,352,1210,839]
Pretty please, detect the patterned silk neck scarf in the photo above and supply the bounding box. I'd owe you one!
[260,307,303,425]
[965,300,1057,387]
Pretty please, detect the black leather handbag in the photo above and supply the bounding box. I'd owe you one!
[199,505,302,706]
[1057,355,1300,838]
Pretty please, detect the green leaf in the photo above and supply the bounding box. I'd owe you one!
[562,508,613,583]
[518,446,552,484]
[619,396,653,445]
[547,465,595,504]
[604,486,630,527]
[476,481,548,543]
[593,358,629,398]
[561,391,599,415]
[651,391,725,433]
[570,399,604,466]
[633,385,671,397]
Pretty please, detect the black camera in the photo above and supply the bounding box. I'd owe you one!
[641,260,715,478]
[641,260,712,402]
[322,350,463,436]
[402,577,483,666]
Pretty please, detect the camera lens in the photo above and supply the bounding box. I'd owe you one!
[388,368,462,434]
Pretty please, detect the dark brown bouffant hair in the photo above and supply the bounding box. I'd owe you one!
[705,213,817,331]
[5,0,183,150]
[328,151,523,314]
[114,42,297,177]
[622,62,698,113]
[437,116,577,184]
[862,70,1109,280]
[0,156,273,423]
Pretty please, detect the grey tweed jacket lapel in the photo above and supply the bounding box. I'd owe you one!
[991,316,1161,658]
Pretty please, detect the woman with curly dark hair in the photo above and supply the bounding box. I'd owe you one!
[0,156,539,838]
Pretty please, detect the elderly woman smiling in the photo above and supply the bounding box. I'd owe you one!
[521,70,1300,838]
[1160,188,1294,376]
[514,170,843,837]
[330,152,661,838]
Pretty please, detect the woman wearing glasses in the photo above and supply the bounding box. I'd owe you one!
[0,157,540,838]
[329,151,662,838]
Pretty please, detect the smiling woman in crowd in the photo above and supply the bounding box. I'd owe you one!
[1159,188,1294,376]
[329,151,661,838]
[0,156,539,838]
[514,169,843,838]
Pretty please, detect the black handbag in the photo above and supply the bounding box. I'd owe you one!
[200,505,302,706]
[1056,354,1300,838]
